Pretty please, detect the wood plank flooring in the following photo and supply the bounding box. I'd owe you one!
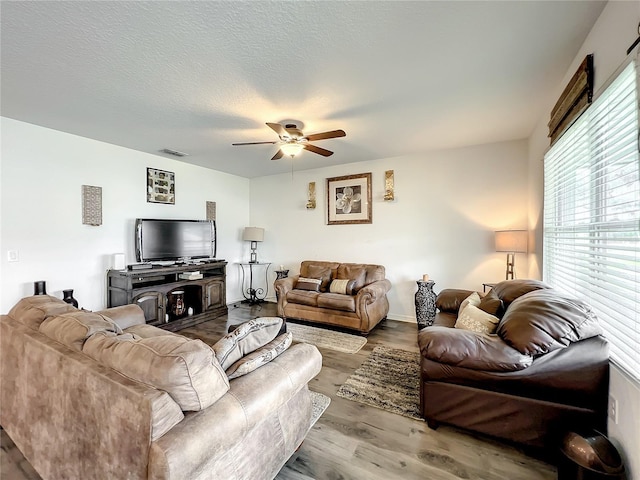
[1,302,556,479]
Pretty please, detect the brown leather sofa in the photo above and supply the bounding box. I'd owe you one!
[274,260,391,334]
[418,280,609,450]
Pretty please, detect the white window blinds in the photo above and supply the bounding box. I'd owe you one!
[543,61,640,381]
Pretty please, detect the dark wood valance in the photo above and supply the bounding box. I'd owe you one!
[548,54,594,145]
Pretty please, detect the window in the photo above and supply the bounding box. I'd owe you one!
[543,61,640,381]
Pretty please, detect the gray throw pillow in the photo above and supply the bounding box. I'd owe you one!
[213,317,283,370]
[225,332,293,379]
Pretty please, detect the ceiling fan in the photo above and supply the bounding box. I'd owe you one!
[232,122,346,160]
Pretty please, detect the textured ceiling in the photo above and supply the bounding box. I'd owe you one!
[1,1,606,178]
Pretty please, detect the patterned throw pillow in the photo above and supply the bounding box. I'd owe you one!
[296,277,322,292]
[458,292,481,315]
[455,304,500,335]
[329,279,357,295]
[225,332,293,379]
[306,265,333,291]
[213,317,283,370]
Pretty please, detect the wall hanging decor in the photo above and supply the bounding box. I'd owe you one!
[327,172,372,225]
[206,201,216,220]
[306,182,316,209]
[147,168,175,204]
[384,170,394,201]
[81,185,102,226]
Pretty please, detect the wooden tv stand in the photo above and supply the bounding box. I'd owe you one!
[107,261,228,331]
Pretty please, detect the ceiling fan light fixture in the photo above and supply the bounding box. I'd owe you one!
[280,143,304,157]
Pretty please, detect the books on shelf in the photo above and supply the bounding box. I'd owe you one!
[179,272,203,280]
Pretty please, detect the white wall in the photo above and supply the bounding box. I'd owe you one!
[527,2,640,478]
[250,140,529,319]
[0,118,251,312]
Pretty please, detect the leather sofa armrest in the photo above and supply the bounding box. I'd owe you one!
[275,276,298,316]
[95,304,146,330]
[356,279,392,304]
[418,326,532,371]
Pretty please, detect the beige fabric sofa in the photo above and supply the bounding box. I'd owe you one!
[275,261,392,334]
[0,296,322,480]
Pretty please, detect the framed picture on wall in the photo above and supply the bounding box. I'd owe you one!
[147,168,175,204]
[327,172,372,225]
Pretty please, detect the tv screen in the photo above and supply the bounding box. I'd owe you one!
[135,219,216,263]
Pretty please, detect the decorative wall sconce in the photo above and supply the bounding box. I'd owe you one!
[82,185,102,226]
[384,170,394,201]
[306,182,316,209]
[206,201,216,221]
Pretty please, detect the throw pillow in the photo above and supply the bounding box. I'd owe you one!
[225,332,293,380]
[455,304,500,334]
[336,265,367,292]
[213,317,283,370]
[458,292,481,315]
[329,279,357,295]
[295,277,322,292]
[306,265,332,292]
[478,289,505,318]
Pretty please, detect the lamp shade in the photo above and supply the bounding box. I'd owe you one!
[495,230,528,253]
[243,227,264,242]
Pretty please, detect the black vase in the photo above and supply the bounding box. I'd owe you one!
[415,280,437,329]
[33,281,47,295]
[62,289,79,308]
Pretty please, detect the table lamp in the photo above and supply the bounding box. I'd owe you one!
[495,230,528,280]
[243,227,264,263]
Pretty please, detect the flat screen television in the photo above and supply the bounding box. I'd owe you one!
[135,219,216,263]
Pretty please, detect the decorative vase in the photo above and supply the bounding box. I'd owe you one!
[62,289,78,307]
[415,280,437,329]
[33,281,47,296]
[171,290,185,317]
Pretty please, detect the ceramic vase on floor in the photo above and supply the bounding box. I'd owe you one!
[33,281,47,295]
[415,280,437,329]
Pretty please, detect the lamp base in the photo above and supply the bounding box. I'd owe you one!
[505,253,515,280]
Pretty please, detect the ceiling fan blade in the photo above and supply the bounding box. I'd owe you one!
[266,122,287,137]
[305,129,346,142]
[232,141,278,146]
[271,149,284,160]
[304,144,333,157]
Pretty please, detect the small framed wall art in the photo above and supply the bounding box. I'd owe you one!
[147,168,175,204]
[327,172,372,225]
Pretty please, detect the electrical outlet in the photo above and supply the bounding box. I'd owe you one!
[7,250,19,262]
[608,395,618,424]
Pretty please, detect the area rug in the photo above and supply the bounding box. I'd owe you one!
[310,391,331,428]
[287,322,367,354]
[336,345,422,420]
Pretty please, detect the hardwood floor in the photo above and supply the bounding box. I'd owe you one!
[1,302,556,480]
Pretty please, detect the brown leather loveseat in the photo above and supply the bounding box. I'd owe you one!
[274,260,391,334]
[418,279,609,450]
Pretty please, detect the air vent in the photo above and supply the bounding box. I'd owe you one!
[160,148,189,157]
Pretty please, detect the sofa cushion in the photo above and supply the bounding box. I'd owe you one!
[287,289,320,307]
[478,289,505,317]
[295,277,322,292]
[225,332,293,380]
[455,304,500,335]
[213,317,283,370]
[317,292,356,312]
[419,326,532,371]
[458,292,481,314]
[83,331,229,411]
[8,295,77,330]
[497,290,603,356]
[329,279,357,295]
[435,289,476,314]
[336,264,367,292]
[39,311,123,351]
[305,265,333,292]
[492,279,552,310]
[124,324,181,338]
